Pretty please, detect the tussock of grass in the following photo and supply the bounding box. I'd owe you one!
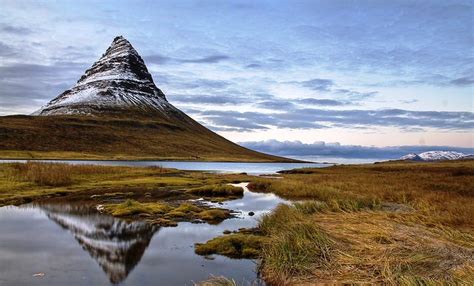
[195,233,266,259]
[103,200,232,225]
[187,184,243,197]
[195,276,237,286]
[259,204,334,282]
[197,209,231,223]
[104,199,172,216]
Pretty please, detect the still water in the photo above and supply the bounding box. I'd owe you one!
[0,160,326,175]
[0,184,287,285]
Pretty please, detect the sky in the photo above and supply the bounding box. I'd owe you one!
[1,0,473,159]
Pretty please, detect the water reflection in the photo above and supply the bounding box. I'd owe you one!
[0,184,287,285]
[38,203,158,284]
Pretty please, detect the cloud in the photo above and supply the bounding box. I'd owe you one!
[143,54,173,65]
[180,55,230,63]
[255,99,295,109]
[169,94,246,105]
[0,42,16,56]
[145,54,230,65]
[245,63,262,68]
[0,62,85,115]
[240,140,474,159]
[289,78,378,101]
[0,24,32,35]
[450,76,474,86]
[296,98,346,106]
[192,108,474,132]
[299,78,334,91]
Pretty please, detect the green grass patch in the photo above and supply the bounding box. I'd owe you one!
[187,184,243,197]
[195,233,267,259]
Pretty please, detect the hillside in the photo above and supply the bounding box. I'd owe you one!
[0,36,294,162]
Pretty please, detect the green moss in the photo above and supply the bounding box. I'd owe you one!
[187,184,243,197]
[195,233,267,259]
[104,199,172,216]
[103,199,232,225]
[198,209,231,222]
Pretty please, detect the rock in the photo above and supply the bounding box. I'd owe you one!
[32,273,45,278]
[248,211,255,216]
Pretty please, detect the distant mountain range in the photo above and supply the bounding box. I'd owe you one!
[399,151,473,161]
[0,36,294,162]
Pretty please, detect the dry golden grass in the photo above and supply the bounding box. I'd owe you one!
[258,202,474,285]
[245,160,474,285]
[249,160,474,230]
[5,161,117,186]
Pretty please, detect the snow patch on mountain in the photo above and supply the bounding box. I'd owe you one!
[399,151,471,161]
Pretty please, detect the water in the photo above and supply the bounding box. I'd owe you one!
[0,160,326,175]
[0,184,287,285]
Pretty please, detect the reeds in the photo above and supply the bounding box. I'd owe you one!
[7,161,117,186]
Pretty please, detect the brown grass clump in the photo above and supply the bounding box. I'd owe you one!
[7,162,74,186]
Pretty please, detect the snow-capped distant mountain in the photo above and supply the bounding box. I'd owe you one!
[400,151,470,161]
[399,153,423,161]
[34,36,181,118]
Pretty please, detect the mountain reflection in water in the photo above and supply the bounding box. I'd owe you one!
[38,203,158,284]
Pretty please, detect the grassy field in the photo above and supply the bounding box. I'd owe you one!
[0,161,248,207]
[197,160,474,285]
[0,115,294,162]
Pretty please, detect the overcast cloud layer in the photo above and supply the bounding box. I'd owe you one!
[241,140,474,160]
[0,0,472,151]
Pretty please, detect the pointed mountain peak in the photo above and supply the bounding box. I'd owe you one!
[102,35,137,59]
[35,37,175,117]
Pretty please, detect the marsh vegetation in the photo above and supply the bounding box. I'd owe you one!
[196,160,474,285]
[0,160,472,285]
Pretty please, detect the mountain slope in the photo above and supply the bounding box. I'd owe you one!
[0,36,295,162]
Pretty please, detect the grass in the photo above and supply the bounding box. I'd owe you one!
[104,199,173,216]
[195,276,237,286]
[259,204,334,283]
[103,199,232,225]
[256,201,474,284]
[194,160,474,285]
[248,160,474,229]
[0,162,252,207]
[195,232,266,258]
[0,115,295,162]
[187,184,244,197]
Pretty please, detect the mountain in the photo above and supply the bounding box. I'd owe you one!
[399,151,471,161]
[0,36,295,162]
[399,153,423,161]
[33,36,181,119]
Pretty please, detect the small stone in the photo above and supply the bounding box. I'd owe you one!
[33,273,45,278]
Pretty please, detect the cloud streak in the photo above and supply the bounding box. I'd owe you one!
[193,108,474,132]
[241,140,474,159]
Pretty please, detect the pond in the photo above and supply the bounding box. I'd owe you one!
[0,183,288,285]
